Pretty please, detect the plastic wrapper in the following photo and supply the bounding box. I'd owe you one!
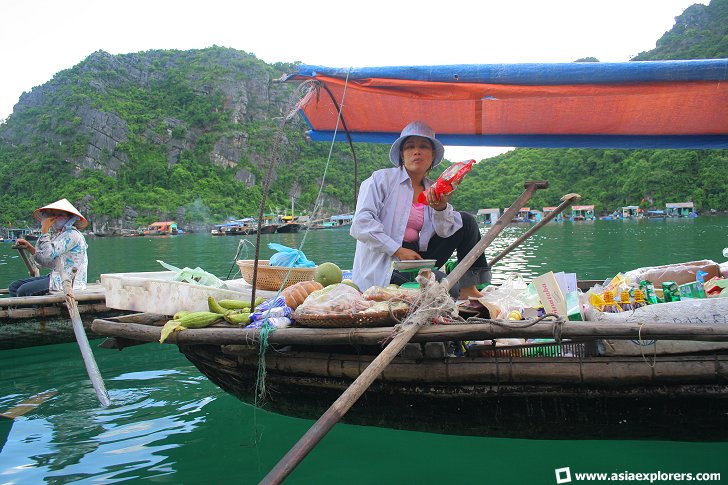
[359,300,410,314]
[417,160,475,204]
[624,260,721,287]
[295,283,372,314]
[362,285,420,303]
[247,295,293,328]
[157,260,226,288]
[267,242,315,268]
[475,273,534,319]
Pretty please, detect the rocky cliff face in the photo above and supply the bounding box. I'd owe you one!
[1,48,295,181]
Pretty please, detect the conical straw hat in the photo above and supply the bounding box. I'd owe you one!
[32,199,89,230]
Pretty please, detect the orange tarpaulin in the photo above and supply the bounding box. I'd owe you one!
[286,61,728,148]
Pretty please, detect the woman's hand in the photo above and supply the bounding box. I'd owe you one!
[425,189,449,211]
[14,238,36,255]
[394,247,422,261]
[41,216,55,234]
[15,238,31,249]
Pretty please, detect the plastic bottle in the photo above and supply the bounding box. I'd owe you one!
[618,290,633,311]
[632,289,647,309]
[696,271,708,298]
[601,290,622,313]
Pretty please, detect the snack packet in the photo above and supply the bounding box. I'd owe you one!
[417,159,475,204]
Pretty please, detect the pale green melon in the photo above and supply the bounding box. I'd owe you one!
[314,262,343,287]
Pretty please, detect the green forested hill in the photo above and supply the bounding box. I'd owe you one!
[0,0,726,231]
[0,48,388,231]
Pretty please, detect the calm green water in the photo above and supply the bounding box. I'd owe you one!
[1,218,728,484]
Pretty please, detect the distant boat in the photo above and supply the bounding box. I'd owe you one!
[259,224,278,234]
[276,221,300,233]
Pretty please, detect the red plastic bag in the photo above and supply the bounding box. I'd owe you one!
[417,159,475,204]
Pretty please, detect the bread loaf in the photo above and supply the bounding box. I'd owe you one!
[281,280,324,309]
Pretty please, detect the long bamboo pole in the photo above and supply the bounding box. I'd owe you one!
[91,319,728,346]
[64,269,111,407]
[12,245,39,277]
[489,193,580,267]
[260,180,548,485]
[442,181,548,289]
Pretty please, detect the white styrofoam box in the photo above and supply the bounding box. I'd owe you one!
[100,271,276,315]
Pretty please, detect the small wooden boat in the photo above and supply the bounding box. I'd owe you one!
[0,284,122,350]
[276,222,300,233]
[91,311,728,441]
[258,224,279,234]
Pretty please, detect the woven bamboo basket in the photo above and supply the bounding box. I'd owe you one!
[292,308,409,328]
[236,260,317,291]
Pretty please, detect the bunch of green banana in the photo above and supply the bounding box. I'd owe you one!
[206,296,264,326]
[159,311,224,343]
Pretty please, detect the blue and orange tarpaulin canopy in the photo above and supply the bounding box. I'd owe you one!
[284,60,728,149]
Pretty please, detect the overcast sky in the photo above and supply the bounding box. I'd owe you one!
[0,0,707,160]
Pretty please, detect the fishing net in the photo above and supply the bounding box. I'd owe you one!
[386,269,459,339]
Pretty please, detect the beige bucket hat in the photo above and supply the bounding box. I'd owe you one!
[389,120,446,168]
[32,199,89,230]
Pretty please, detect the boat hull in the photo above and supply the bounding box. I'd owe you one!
[276,223,300,233]
[0,286,122,350]
[180,344,728,441]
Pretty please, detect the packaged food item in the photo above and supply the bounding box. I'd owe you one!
[639,280,660,304]
[295,283,370,314]
[417,160,475,204]
[662,281,681,303]
[362,285,420,303]
[632,289,647,309]
[618,290,634,311]
[601,291,622,313]
[678,281,706,299]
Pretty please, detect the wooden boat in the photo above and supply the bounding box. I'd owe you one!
[91,311,728,441]
[93,60,728,444]
[276,222,300,233]
[0,284,122,350]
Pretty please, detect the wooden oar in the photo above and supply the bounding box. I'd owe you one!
[260,180,548,484]
[0,390,58,420]
[12,244,39,277]
[488,193,580,267]
[63,269,111,407]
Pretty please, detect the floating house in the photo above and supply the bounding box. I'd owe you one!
[542,207,563,222]
[144,221,179,235]
[329,214,354,226]
[666,202,695,217]
[515,208,542,223]
[571,205,596,221]
[620,206,641,219]
[476,208,500,225]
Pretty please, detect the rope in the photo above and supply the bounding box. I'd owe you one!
[638,322,657,368]
[252,71,353,407]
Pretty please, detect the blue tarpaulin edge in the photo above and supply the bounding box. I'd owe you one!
[290,59,728,85]
[307,130,728,149]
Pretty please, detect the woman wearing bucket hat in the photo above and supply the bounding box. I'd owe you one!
[350,121,490,300]
[9,199,89,297]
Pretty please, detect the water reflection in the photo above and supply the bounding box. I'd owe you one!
[0,344,221,483]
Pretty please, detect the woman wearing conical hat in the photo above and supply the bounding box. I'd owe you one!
[9,199,89,297]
